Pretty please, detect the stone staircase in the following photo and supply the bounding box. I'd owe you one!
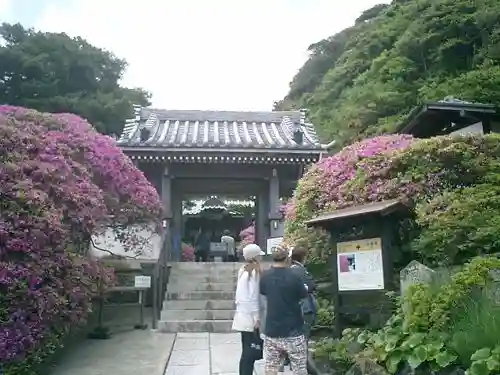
[158,262,239,333]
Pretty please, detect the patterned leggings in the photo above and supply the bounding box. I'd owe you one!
[264,334,308,374]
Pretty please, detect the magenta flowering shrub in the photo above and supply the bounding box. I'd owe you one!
[181,243,195,262]
[284,135,414,260]
[0,106,162,372]
[284,133,500,266]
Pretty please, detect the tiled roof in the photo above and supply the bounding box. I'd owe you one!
[117,106,321,151]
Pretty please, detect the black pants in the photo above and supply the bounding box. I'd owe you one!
[240,331,257,375]
[195,251,208,262]
[224,254,236,262]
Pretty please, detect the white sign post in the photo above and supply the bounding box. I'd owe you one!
[266,237,283,254]
[336,237,384,291]
[134,275,152,289]
[133,275,151,330]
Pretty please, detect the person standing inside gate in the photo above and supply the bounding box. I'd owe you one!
[232,243,266,375]
[194,229,210,262]
[260,245,312,375]
[221,229,236,262]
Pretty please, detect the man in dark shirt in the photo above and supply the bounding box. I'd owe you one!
[260,245,313,375]
[194,229,211,262]
[281,245,319,374]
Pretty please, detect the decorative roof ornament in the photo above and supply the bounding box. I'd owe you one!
[201,197,227,210]
[138,112,160,143]
[119,104,142,142]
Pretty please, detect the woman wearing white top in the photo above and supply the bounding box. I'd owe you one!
[232,243,265,375]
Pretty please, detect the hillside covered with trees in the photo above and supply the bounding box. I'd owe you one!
[276,0,500,147]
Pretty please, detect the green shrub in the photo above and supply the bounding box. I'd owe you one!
[313,297,335,331]
[449,289,500,365]
[313,328,365,373]
[467,346,500,375]
[315,257,500,374]
[404,256,500,332]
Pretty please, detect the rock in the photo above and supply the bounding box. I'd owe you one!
[345,359,389,375]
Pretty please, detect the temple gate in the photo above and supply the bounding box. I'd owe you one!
[117,106,323,260]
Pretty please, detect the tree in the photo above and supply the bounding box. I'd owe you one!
[281,0,500,147]
[0,23,151,136]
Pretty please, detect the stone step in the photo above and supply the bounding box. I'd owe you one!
[169,274,237,282]
[168,275,238,283]
[162,299,234,310]
[167,291,235,300]
[168,282,236,292]
[169,267,239,275]
[158,319,233,333]
[170,262,241,269]
[170,267,238,274]
[161,309,234,321]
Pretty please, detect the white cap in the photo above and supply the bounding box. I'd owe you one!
[242,244,265,260]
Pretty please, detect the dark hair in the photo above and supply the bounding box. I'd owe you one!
[223,229,231,236]
[291,245,308,263]
[272,246,289,262]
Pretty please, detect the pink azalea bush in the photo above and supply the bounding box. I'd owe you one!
[284,133,500,266]
[284,135,415,261]
[181,243,195,262]
[0,106,162,372]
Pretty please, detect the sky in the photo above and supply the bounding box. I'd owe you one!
[1,0,388,111]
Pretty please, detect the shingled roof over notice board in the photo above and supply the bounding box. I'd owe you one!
[117,105,322,152]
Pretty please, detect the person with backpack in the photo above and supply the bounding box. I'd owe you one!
[279,245,319,375]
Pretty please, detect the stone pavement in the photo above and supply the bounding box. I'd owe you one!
[50,329,175,375]
[49,305,175,375]
[48,305,294,375]
[166,332,293,375]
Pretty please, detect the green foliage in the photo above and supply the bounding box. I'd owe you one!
[354,257,500,373]
[404,256,500,331]
[413,184,500,266]
[313,297,335,330]
[450,289,500,365]
[467,347,500,375]
[358,317,458,374]
[278,0,500,146]
[0,23,151,135]
[311,258,500,373]
[313,328,365,373]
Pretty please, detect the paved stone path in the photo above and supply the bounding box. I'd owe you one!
[166,332,293,375]
[50,330,176,375]
[48,306,295,375]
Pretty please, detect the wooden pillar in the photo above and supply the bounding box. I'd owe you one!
[161,166,172,219]
[171,184,183,262]
[255,190,269,253]
[161,167,173,262]
[268,168,283,238]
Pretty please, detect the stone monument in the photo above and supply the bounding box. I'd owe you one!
[400,260,435,297]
